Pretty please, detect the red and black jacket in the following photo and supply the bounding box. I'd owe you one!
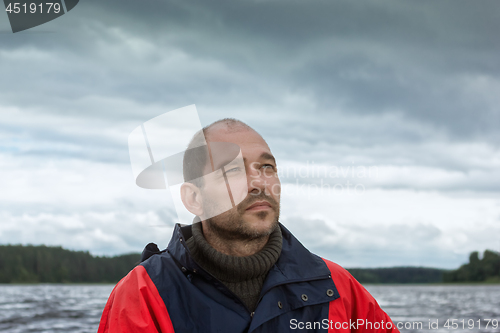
[98,223,399,332]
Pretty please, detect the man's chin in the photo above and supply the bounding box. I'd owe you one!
[204,207,279,240]
[241,216,279,237]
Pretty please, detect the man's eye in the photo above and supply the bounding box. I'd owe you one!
[225,167,241,173]
[262,164,275,170]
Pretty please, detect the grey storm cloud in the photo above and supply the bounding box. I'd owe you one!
[1,0,499,183]
[1,0,499,141]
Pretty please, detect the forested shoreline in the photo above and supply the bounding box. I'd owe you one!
[442,250,500,283]
[0,245,499,284]
[348,267,444,284]
[0,245,140,283]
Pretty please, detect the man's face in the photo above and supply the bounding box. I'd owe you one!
[200,127,281,240]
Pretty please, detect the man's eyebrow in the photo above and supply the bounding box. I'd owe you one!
[242,152,277,165]
[260,152,276,164]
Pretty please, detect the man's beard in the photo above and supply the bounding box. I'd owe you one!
[203,192,280,241]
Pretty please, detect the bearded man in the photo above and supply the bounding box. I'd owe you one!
[98,119,399,333]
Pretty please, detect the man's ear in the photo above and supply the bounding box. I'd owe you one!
[180,182,204,217]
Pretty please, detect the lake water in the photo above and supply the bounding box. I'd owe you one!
[365,285,500,333]
[0,284,114,333]
[0,284,499,332]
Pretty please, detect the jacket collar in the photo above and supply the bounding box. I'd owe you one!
[166,222,332,286]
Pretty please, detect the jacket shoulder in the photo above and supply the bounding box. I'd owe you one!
[321,258,400,332]
[321,258,351,277]
[97,265,175,333]
[321,258,379,312]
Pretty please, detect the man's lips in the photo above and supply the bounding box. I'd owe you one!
[245,201,273,211]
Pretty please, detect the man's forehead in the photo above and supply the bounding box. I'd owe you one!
[207,126,270,150]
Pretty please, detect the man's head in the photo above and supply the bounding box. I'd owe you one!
[181,119,281,241]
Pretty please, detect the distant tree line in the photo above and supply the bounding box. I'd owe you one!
[1,245,499,284]
[0,245,140,283]
[347,250,500,284]
[347,267,444,284]
[443,250,500,283]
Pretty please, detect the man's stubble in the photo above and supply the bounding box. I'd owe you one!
[203,191,280,241]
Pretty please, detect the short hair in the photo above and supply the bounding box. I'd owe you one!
[182,118,253,188]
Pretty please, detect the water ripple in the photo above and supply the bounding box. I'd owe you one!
[1,284,499,332]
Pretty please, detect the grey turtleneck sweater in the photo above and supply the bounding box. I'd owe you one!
[185,222,282,312]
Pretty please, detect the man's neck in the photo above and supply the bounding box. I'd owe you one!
[201,221,269,256]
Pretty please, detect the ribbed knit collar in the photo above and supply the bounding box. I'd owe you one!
[185,222,282,283]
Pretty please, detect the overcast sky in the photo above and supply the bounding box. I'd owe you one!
[1,0,499,268]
